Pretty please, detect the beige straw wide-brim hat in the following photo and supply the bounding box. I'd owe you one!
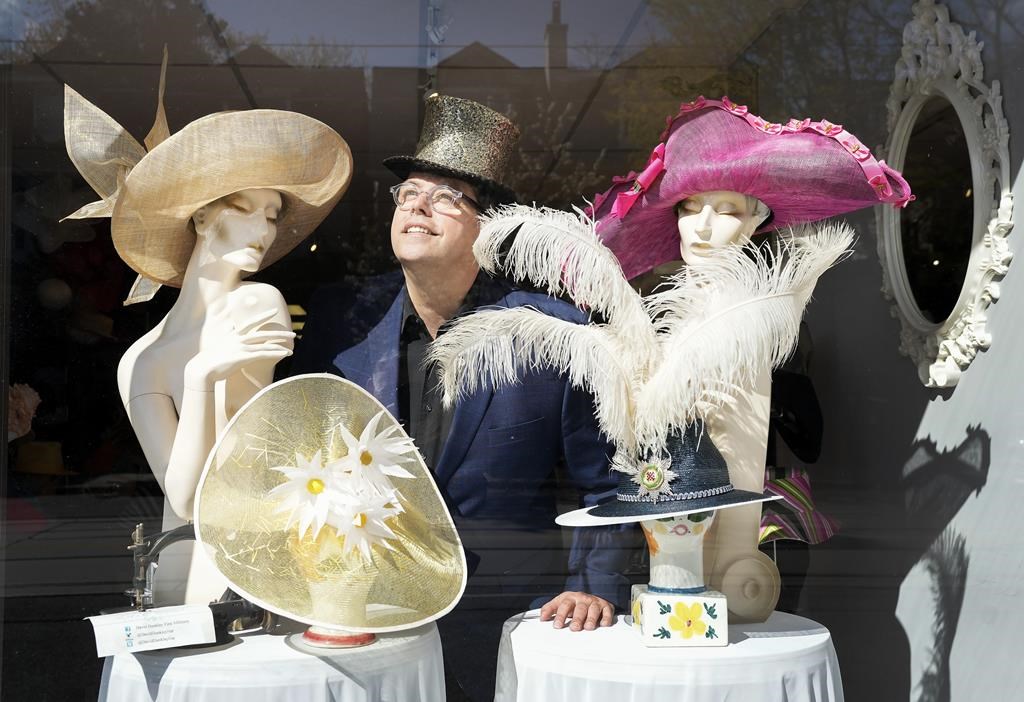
[111,109,352,287]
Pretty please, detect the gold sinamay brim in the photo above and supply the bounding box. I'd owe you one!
[193,374,467,633]
[111,110,352,287]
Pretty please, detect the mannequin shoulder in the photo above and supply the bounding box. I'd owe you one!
[232,281,287,309]
[230,282,290,323]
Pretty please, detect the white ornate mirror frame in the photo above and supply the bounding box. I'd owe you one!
[876,0,1013,388]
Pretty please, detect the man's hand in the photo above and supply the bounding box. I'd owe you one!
[539,591,615,631]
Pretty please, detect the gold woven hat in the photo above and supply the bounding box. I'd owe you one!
[64,49,352,293]
[193,374,467,632]
[111,109,351,287]
[383,94,520,204]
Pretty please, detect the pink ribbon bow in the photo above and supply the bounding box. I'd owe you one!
[611,143,667,218]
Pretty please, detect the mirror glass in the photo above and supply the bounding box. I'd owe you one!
[899,97,974,324]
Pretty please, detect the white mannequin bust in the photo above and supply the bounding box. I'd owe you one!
[641,511,717,591]
[117,188,295,605]
[675,190,782,621]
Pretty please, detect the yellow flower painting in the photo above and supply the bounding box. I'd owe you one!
[668,602,706,639]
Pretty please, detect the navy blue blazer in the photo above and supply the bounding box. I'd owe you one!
[322,282,635,607]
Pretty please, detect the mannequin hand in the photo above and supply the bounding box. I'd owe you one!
[184,307,294,390]
[539,591,615,631]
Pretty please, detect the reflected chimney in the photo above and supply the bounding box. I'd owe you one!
[545,0,568,89]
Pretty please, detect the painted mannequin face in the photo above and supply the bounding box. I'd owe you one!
[676,191,764,265]
[194,188,283,272]
[641,511,717,556]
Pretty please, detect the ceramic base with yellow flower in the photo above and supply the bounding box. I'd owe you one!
[631,507,728,647]
[192,373,467,648]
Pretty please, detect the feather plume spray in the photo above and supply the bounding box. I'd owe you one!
[634,221,855,452]
[426,307,636,449]
[474,204,657,376]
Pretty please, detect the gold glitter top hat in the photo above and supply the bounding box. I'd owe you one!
[383,94,520,204]
[193,374,467,633]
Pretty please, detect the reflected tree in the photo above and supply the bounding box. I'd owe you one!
[599,0,797,154]
[946,0,1024,80]
[742,0,906,130]
[265,38,365,68]
[505,97,607,209]
[14,0,234,64]
[599,0,908,160]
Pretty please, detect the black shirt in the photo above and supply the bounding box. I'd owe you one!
[397,274,501,471]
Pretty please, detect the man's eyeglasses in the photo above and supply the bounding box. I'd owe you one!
[390,182,481,214]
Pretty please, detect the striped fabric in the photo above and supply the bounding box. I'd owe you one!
[758,467,838,545]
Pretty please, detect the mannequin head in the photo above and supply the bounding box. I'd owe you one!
[641,511,717,556]
[675,191,770,265]
[192,188,283,273]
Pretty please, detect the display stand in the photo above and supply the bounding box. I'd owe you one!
[98,621,444,702]
[495,610,843,702]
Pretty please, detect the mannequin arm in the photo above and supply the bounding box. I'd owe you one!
[121,293,293,520]
[127,387,217,519]
[170,306,293,517]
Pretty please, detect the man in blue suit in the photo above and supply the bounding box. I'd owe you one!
[297,94,635,700]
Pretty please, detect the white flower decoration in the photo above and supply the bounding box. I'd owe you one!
[327,484,404,560]
[268,450,346,541]
[335,411,418,492]
[269,413,419,559]
[630,455,678,502]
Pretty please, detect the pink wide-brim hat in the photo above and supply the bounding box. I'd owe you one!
[591,96,913,279]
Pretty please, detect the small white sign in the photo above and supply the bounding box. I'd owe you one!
[87,605,217,657]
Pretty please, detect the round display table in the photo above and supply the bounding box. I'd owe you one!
[494,610,843,702]
[98,622,444,702]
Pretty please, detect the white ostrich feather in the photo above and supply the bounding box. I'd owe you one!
[427,307,636,449]
[431,204,853,465]
[634,221,854,450]
[474,204,657,368]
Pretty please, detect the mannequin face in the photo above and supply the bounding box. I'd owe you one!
[641,511,717,555]
[194,189,283,272]
[676,191,763,265]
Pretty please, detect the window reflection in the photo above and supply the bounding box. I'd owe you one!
[2,1,931,700]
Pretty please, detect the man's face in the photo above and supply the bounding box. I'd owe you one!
[390,171,481,275]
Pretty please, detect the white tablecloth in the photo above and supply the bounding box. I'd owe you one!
[98,622,444,702]
[495,610,843,702]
